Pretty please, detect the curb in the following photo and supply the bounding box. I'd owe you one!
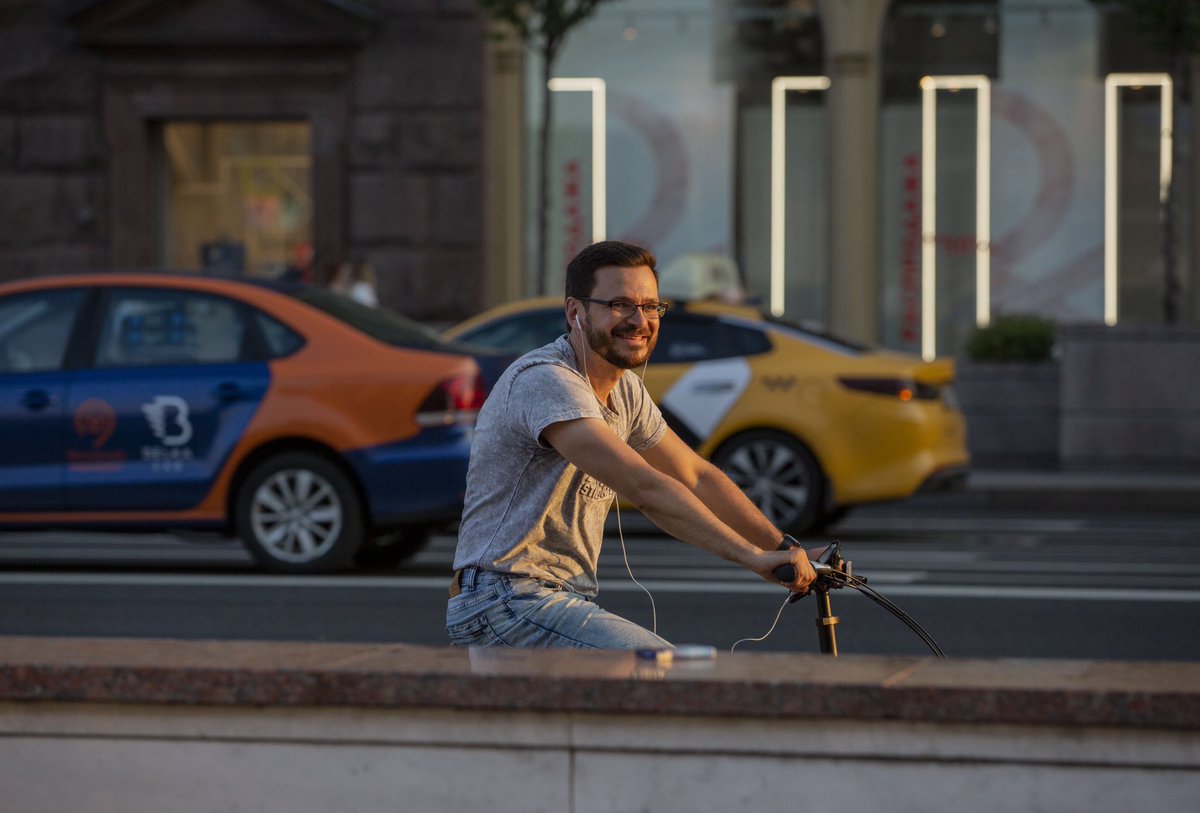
[908,470,1200,515]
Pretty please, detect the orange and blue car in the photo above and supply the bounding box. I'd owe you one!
[0,272,509,573]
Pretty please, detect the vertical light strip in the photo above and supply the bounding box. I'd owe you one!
[919,75,992,361]
[976,80,992,328]
[769,76,831,316]
[921,78,938,362]
[548,77,607,242]
[1104,73,1172,326]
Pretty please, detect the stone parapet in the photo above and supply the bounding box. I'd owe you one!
[3,637,1198,813]
[2,637,1198,731]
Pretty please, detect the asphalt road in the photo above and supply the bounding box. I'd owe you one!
[2,506,1199,662]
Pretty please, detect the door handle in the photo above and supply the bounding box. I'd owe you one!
[21,389,53,411]
[691,381,736,394]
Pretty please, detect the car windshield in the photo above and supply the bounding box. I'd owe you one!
[290,288,454,351]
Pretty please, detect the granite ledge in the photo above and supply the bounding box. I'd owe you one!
[1,636,1198,731]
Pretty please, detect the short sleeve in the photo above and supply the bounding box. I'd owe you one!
[624,375,666,452]
[509,363,606,446]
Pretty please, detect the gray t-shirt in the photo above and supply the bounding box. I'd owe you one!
[453,335,666,596]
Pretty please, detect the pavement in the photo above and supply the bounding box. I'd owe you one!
[912,466,1200,515]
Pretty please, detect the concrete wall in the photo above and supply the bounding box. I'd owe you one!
[956,362,1060,467]
[3,637,1199,813]
[3,702,1198,813]
[1060,324,1200,470]
[958,325,1200,470]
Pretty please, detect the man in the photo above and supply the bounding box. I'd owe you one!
[447,241,816,649]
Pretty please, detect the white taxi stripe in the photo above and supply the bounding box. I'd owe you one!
[659,357,752,440]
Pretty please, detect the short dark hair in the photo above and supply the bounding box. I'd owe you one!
[565,241,658,300]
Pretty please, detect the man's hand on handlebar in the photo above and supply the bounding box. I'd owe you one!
[757,547,817,594]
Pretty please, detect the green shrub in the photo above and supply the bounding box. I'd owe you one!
[964,314,1057,362]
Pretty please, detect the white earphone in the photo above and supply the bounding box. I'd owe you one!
[574,314,582,333]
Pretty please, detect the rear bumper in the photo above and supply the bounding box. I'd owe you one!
[347,425,473,523]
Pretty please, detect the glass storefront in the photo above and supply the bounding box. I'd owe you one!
[535,0,1195,356]
[155,122,312,278]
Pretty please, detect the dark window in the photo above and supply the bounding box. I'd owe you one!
[0,289,87,374]
[651,314,772,364]
[457,310,565,355]
[253,310,306,359]
[730,322,773,356]
[291,288,455,351]
[883,1,1000,102]
[96,289,247,368]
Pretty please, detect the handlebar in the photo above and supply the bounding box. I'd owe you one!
[772,539,848,588]
[767,539,946,658]
[771,560,836,584]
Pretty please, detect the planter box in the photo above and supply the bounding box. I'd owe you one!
[1059,324,1200,470]
[955,362,1060,468]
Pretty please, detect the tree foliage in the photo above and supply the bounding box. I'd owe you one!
[478,0,612,60]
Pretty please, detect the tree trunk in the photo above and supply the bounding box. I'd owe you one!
[535,44,557,296]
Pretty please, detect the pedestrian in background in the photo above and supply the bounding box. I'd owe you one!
[329,257,380,308]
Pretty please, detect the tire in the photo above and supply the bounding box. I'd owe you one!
[712,430,825,536]
[235,452,364,574]
[354,524,433,568]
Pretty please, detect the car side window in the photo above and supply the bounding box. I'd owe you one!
[252,310,305,359]
[460,310,565,354]
[650,315,772,365]
[651,314,734,364]
[96,289,247,368]
[729,323,773,356]
[0,289,88,374]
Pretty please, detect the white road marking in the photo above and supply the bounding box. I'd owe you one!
[0,572,1197,602]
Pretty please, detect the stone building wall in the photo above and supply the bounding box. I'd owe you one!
[0,0,108,283]
[0,0,488,322]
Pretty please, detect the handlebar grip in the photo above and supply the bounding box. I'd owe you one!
[773,564,797,583]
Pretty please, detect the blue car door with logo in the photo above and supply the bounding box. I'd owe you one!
[64,288,269,512]
[0,289,89,512]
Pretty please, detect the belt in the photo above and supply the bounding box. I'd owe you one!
[448,568,464,598]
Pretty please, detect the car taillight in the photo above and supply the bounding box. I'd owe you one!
[838,377,939,401]
[415,371,485,427]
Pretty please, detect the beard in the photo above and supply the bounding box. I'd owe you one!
[584,319,658,369]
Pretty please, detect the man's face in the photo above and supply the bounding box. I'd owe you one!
[578,264,661,370]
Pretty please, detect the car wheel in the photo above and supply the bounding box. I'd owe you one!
[354,524,433,568]
[713,430,825,536]
[235,452,363,574]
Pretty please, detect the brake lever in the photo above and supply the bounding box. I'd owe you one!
[772,539,853,597]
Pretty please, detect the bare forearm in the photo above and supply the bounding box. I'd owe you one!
[690,462,781,551]
[629,475,766,568]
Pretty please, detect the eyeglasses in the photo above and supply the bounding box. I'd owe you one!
[576,297,669,320]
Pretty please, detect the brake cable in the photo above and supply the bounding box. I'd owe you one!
[749,541,946,659]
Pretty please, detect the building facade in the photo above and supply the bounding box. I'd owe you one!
[3,0,1196,347]
[518,0,1200,354]
[0,0,488,321]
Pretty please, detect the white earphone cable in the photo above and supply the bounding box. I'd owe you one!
[731,592,792,653]
[576,311,658,635]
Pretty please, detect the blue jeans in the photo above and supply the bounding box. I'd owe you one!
[446,568,672,649]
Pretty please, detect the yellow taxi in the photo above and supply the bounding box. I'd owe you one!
[445,298,970,535]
